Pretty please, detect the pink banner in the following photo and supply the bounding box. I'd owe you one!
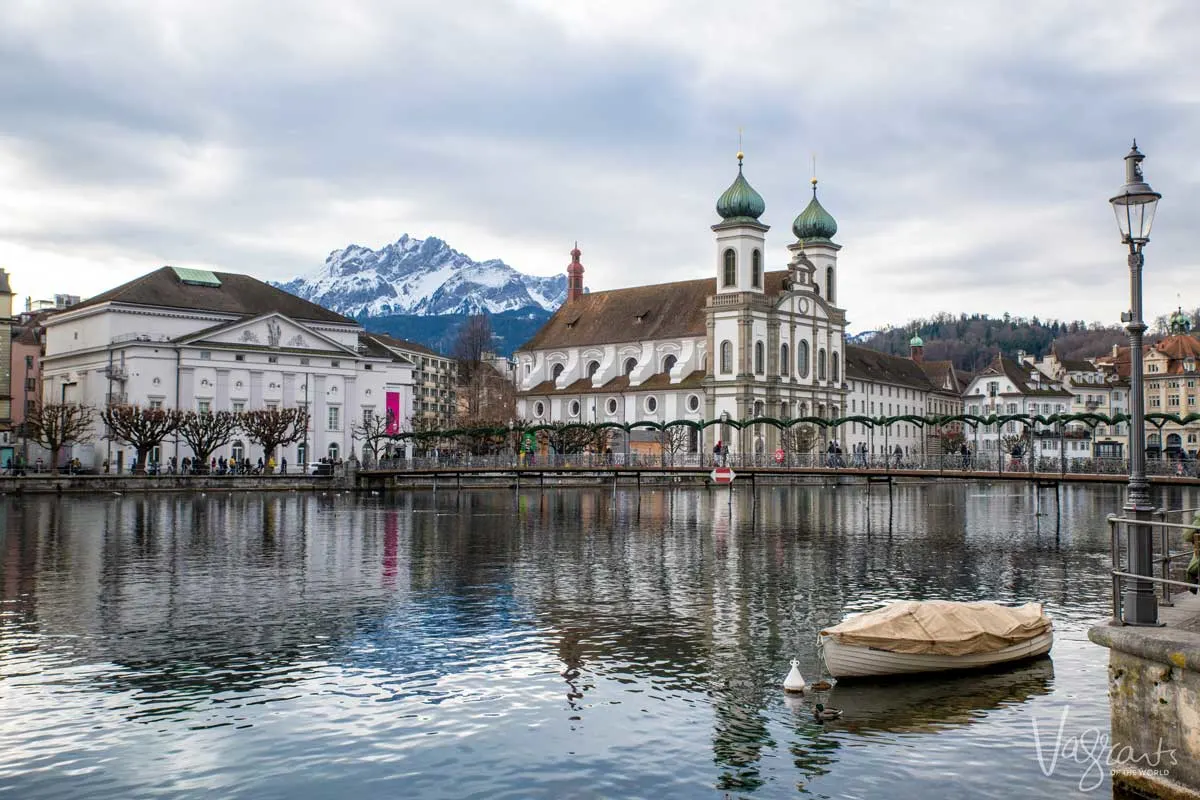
[386,391,401,435]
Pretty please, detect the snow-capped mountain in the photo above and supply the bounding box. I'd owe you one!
[275,234,569,317]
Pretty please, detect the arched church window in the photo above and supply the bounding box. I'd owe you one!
[780,343,790,377]
[818,348,827,381]
[798,341,810,378]
[722,249,737,287]
[752,250,762,289]
[826,266,836,303]
[586,360,600,379]
[552,363,564,381]
[624,357,638,376]
[754,341,765,375]
[720,341,733,374]
[831,352,840,383]
[662,354,677,375]
[781,401,790,420]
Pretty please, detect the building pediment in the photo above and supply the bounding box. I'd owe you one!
[177,313,358,355]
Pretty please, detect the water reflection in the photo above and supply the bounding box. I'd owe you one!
[0,482,1195,798]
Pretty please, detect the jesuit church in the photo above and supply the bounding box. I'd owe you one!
[514,152,849,457]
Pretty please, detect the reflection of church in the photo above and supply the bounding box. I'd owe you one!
[515,153,848,457]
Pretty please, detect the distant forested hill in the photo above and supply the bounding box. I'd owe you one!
[360,308,552,357]
[854,310,1199,373]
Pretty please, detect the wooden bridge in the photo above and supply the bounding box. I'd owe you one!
[355,464,1200,491]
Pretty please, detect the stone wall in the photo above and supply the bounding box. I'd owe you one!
[0,474,341,495]
[1090,618,1200,799]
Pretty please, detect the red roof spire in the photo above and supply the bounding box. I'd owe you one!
[567,243,584,303]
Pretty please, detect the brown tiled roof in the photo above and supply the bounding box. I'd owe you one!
[518,369,707,397]
[918,359,966,394]
[1058,357,1095,373]
[368,332,448,359]
[845,345,935,392]
[68,266,353,324]
[518,271,791,351]
[359,334,414,362]
[1149,334,1200,374]
[12,325,41,346]
[969,355,1073,397]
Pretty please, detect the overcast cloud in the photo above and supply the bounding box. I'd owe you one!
[3,0,1199,332]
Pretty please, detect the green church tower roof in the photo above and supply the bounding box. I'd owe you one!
[716,153,766,223]
[792,179,838,242]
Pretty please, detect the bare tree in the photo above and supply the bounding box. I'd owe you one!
[409,413,443,456]
[241,408,309,472]
[178,410,242,473]
[936,428,966,453]
[352,410,394,464]
[26,402,96,474]
[658,425,691,466]
[538,422,594,455]
[101,405,184,474]
[780,424,817,462]
[454,314,494,418]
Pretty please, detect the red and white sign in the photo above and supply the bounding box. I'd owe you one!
[711,467,736,484]
[774,448,785,464]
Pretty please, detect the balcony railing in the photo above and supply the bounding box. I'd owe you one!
[104,364,128,381]
[105,392,128,406]
[111,333,171,344]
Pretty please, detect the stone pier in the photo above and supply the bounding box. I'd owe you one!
[1089,593,1200,799]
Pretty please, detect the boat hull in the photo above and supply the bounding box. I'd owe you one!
[818,630,1054,679]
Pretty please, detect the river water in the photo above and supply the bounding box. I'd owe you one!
[1,481,1191,799]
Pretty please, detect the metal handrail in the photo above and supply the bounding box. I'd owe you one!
[1111,570,1199,591]
[1107,516,1199,531]
[1108,512,1200,619]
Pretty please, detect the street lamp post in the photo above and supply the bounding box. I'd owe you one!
[1110,140,1162,626]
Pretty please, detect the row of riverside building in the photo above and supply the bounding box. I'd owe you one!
[10,153,1200,469]
[512,153,1200,463]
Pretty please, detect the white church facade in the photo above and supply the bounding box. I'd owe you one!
[515,154,849,458]
[40,266,415,471]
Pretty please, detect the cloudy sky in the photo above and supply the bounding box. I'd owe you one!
[3,1,1199,332]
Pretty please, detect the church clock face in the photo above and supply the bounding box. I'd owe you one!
[797,298,810,315]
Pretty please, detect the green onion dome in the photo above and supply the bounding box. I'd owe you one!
[792,179,838,242]
[1169,307,1192,335]
[716,153,766,223]
[909,334,924,347]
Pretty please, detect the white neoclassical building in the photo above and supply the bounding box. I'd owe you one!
[41,266,414,471]
[515,154,849,458]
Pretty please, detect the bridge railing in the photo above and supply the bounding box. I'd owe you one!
[371,452,1197,477]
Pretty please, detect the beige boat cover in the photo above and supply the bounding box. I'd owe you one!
[820,601,1052,656]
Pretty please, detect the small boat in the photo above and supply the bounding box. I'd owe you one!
[818,600,1053,679]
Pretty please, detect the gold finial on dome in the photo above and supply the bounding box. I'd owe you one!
[811,153,818,188]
